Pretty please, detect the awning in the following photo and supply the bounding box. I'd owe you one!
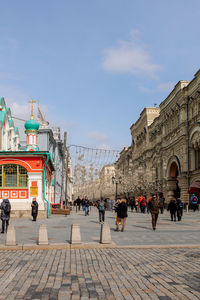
[188,180,200,193]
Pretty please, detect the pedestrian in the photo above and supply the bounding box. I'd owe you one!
[115,199,128,232]
[159,193,165,214]
[0,198,11,233]
[140,196,147,213]
[76,196,81,210]
[135,199,139,212]
[148,194,160,230]
[130,197,136,212]
[97,198,106,224]
[176,198,183,221]
[84,197,90,216]
[31,198,38,221]
[167,198,177,221]
[82,198,86,212]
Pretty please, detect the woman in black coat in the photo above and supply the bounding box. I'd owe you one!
[31,198,38,221]
[0,198,11,233]
[115,199,128,232]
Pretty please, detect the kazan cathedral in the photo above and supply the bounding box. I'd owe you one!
[0,97,54,218]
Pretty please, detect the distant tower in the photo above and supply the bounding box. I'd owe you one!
[24,100,40,151]
[52,127,61,141]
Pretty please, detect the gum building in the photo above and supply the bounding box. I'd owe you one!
[115,70,200,203]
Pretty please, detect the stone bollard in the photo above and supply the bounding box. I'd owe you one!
[100,223,112,244]
[70,224,81,244]
[38,224,48,245]
[186,204,189,213]
[6,225,17,246]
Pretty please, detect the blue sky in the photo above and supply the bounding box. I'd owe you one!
[0,0,200,150]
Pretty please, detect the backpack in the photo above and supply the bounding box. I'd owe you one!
[4,202,10,214]
[99,202,105,211]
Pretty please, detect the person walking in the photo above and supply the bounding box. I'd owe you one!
[97,198,106,224]
[167,198,177,221]
[159,193,165,214]
[176,198,183,221]
[130,197,136,212]
[76,196,81,210]
[31,198,38,221]
[148,194,160,230]
[140,196,147,213]
[0,198,11,233]
[115,199,128,232]
[84,197,90,216]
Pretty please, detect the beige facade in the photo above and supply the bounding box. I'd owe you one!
[99,164,115,199]
[115,70,200,203]
[73,164,115,201]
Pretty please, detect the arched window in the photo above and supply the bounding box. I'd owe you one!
[0,164,28,188]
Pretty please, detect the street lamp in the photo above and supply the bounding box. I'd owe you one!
[112,176,122,201]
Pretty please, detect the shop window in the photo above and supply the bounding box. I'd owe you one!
[195,150,200,170]
[0,164,28,188]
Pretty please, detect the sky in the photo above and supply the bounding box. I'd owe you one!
[0,0,200,151]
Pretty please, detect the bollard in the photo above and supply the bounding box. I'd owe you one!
[186,204,189,214]
[38,224,48,245]
[100,223,112,244]
[70,224,81,244]
[6,225,17,246]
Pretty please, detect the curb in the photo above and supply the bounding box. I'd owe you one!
[0,243,200,251]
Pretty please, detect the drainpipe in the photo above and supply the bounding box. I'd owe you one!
[43,153,50,217]
[186,96,191,190]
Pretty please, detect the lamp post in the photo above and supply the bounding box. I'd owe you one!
[112,176,122,201]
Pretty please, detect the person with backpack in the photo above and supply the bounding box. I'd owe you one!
[97,198,106,224]
[31,198,38,221]
[0,198,11,233]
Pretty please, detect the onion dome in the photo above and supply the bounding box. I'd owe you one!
[24,119,39,131]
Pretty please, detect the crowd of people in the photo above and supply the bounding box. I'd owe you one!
[74,193,187,231]
[0,192,196,234]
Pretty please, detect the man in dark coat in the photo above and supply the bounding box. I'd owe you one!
[167,198,177,221]
[176,198,183,221]
[130,197,136,212]
[31,198,38,221]
[0,198,11,233]
[148,195,161,230]
[76,196,81,210]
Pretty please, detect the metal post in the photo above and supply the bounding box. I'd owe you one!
[115,182,118,201]
[65,146,69,208]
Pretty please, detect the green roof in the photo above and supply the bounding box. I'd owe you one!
[24,119,40,131]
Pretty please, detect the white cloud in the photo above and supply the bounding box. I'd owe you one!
[87,130,109,143]
[101,30,162,79]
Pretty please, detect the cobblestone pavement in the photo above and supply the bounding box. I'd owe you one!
[0,208,200,246]
[0,247,200,299]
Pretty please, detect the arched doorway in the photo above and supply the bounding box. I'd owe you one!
[166,157,181,201]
